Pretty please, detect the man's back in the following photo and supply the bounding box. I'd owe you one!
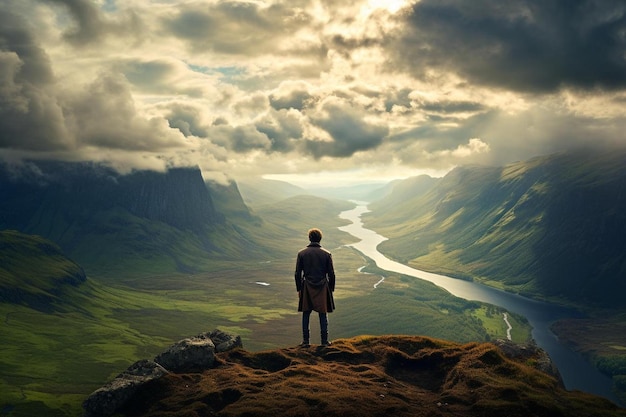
[295,243,335,290]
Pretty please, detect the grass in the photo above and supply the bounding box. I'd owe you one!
[1,244,533,417]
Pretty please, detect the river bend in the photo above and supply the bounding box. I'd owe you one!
[338,203,620,405]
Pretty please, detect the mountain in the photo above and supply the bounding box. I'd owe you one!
[0,230,86,310]
[365,149,626,308]
[367,174,439,215]
[0,161,255,277]
[106,335,625,417]
[237,178,308,207]
[206,179,254,221]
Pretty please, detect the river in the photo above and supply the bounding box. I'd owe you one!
[338,203,621,406]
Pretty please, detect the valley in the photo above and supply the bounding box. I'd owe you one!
[0,244,528,416]
[1,150,626,415]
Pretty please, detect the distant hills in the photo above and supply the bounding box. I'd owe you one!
[365,149,626,308]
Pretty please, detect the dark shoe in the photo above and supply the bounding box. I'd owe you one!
[321,340,332,346]
[301,329,310,347]
[321,331,331,346]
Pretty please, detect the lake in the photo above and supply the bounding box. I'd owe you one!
[338,203,621,406]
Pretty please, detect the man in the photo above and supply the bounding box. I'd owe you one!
[294,228,336,347]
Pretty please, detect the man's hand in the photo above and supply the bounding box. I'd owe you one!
[298,290,301,298]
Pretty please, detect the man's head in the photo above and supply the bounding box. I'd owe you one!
[308,228,322,243]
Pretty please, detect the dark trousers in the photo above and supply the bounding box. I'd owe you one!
[302,310,328,334]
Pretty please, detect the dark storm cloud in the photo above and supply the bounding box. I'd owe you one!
[390,0,626,92]
[0,9,70,151]
[163,1,313,55]
[307,101,389,158]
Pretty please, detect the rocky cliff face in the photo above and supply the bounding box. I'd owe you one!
[87,333,626,417]
[116,167,222,229]
[0,161,221,232]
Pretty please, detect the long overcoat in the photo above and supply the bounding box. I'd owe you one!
[294,242,336,313]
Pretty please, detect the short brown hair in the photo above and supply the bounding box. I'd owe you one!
[308,228,322,242]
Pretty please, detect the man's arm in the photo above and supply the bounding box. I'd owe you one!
[294,253,303,292]
[327,253,335,292]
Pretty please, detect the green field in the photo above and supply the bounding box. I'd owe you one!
[1,244,532,417]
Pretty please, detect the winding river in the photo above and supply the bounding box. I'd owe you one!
[338,203,621,405]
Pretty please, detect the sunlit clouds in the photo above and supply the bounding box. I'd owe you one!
[1,0,626,185]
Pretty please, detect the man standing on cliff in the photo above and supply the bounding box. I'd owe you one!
[294,228,336,347]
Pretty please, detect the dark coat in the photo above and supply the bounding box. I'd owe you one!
[294,242,336,313]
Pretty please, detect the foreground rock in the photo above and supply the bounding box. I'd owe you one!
[82,360,169,417]
[83,329,242,417]
[114,335,625,417]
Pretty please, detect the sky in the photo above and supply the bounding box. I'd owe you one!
[1,0,626,187]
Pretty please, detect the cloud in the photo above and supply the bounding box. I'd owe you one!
[46,0,143,46]
[163,1,314,56]
[0,3,186,157]
[306,99,389,158]
[269,81,316,111]
[166,104,211,138]
[389,0,626,92]
[1,0,626,184]
[255,109,304,152]
[0,9,70,151]
[64,73,186,150]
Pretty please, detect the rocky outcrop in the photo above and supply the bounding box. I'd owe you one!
[83,329,242,417]
[153,329,242,373]
[88,334,626,417]
[82,360,169,417]
[493,338,561,381]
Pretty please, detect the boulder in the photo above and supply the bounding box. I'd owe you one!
[83,329,242,417]
[83,359,169,417]
[209,328,243,352]
[493,339,562,382]
[154,332,217,373]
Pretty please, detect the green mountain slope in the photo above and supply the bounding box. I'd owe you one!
[0,230,86,309]
[365,149,626,308]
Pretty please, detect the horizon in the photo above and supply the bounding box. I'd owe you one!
[2,1,626,185]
